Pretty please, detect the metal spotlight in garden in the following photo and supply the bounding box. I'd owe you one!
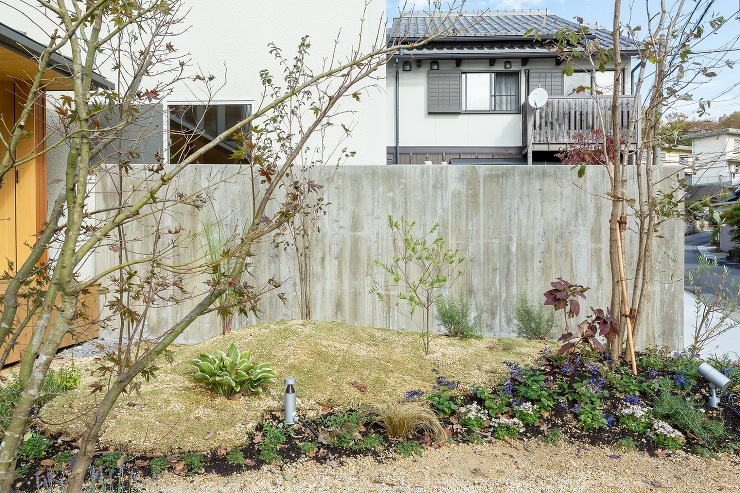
[284,376,297,425]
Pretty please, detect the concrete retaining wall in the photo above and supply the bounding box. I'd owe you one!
[95,164,684,349]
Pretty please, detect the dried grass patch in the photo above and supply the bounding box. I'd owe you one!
[39,320,547,453]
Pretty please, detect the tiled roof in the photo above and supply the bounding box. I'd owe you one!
[389,10,637,51]
[390,10,577,38]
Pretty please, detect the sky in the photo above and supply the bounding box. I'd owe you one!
[387,0,740,120]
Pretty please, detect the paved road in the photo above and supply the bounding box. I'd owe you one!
[683,231,740,295]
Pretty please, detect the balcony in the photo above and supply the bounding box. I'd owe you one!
[523,95,638,152]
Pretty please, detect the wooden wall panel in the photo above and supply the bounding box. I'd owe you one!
[0,283,100,366]
[0,81,16,269]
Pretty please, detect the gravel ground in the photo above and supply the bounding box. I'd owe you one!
[138,441,740,493]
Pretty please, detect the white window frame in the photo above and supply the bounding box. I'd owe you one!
[162,99,254,164]
[461,72,520,113]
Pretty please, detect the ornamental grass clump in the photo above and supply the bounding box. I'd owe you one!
[189,343,276,398]
[372,402,446,443]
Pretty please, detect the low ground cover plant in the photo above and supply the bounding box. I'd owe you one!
[9,336,740,491]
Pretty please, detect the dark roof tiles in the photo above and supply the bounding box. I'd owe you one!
[390,10,637,51]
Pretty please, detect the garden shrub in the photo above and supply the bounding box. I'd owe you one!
[513,293,555,340]
[18,433,52,461]
[435,294,482,339]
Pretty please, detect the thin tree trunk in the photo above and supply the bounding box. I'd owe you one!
[65,287,226,492]
[0,295,77,492]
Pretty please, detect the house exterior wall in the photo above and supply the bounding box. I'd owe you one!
[691,132,740,185]
[95,165,684,350]
[172,0,387,165]
[386,56,633,160]
[0,0,388,167]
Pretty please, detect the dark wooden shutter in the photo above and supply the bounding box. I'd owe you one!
[529,71,563,96]
[428,70,461,113]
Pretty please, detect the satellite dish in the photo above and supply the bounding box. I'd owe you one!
[528,87,549,109]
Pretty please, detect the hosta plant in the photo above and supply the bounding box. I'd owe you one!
[189,343,276,397]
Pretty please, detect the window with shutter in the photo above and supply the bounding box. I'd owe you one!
[529,71,563,96]
[428,70,461,113]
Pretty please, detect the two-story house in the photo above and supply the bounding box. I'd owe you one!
[386,10,639,165]
[683,128,740,185]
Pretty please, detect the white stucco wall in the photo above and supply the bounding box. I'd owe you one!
[691,133,739,185]
[1,0,388,165]
[386,56,633,150]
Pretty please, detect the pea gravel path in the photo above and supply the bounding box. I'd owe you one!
[138,440,739,493]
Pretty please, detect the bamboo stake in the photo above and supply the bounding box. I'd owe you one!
[615,217,637,375]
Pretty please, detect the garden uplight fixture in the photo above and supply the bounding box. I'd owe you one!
[698,362,730,408]
[284,376,297,424]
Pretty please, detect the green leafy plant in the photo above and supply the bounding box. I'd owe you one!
[427,388,459,417]
[189,343,276,398]
[226,447,246,466]
[52,450,74,471]
[435,294,482,339]
[514,368,557,411]
[371,215,465,354]
[475,387,511,416]
[490,416,524,440]
[456,403,488,430]
[396,440,423,458]
[148,456,169,477]
[42,364,82,394]
[543,427,562,446]
[513,293,555,340]
[353,433,386,451]
[298,441,319,454]
[182,452,204,474]
[617,437,637,451]
[652,393,726,449]
[18,433,51,461]
[94,451,123,472]
[258,423,287,463]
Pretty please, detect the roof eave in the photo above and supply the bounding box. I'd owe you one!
[0,22,113,90]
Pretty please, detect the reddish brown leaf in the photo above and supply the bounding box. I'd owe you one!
[216,447,227,457]
[351,380,367,393]
[135,459,150,467]
[116,454,126,467]
[40,459,55,467]
[244,459,256,467]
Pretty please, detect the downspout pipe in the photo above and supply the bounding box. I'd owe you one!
[394,58,400,165]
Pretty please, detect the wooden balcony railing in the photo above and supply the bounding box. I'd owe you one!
[523,95,637,148]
